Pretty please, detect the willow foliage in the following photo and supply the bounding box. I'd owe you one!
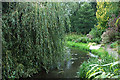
[2,2,70,78]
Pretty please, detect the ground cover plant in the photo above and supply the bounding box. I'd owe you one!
[66,34,101,44]
[77,57,120,79]
[110,41,118,48]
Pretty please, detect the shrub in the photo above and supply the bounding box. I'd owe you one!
[86,61,120,79]
[91,38,101,44]
[75,37,90,43]
[110,41,118,48]
[75,37,101,44]
[101,27,118,43]
[66,34,101,44]
[77,55,118,79]
[101,13,120,44]
[89,27,104,38]
[65,34,86,42]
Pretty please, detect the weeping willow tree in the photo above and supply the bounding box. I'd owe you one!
[2,2,71,78]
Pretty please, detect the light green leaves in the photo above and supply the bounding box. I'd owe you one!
[86,61,120,79]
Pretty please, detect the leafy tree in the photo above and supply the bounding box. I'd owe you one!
[70,2,96,34]
[63,2,80,33]
[96,1,119,29]
[2,2,71,79]
[89,2,97,14]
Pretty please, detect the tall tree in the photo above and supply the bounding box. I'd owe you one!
[70,2,96,34]
[96,1,119,29]
[2,2,71,78]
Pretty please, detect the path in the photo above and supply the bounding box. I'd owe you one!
[89,44,120,60]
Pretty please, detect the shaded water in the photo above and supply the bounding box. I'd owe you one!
[32,48,90,78]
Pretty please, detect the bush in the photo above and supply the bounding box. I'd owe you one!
[65,34,85,42]
[75,37,101,44]
[91,38,101,44]
[110,41,118,48]
[101,27,118,43]
[75,37,90,43]
[66,34,102,44]
[77,56,118,79]
[89,27,104,38]
[86,61,120,79]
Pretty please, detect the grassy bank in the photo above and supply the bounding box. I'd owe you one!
[66,41,119,79]
[66,41,108,59]
[66,41,90,51]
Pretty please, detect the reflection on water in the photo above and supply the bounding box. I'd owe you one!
[66,60,71,69]
[32,48,90,78]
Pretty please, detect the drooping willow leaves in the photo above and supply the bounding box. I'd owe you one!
[2,2,71,78]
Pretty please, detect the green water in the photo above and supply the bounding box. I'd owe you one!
[32,48,90,78]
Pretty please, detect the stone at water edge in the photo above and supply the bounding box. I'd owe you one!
[89,44,101,50]
[89,52,98,58]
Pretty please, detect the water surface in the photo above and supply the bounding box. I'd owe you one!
[32,48,90,78]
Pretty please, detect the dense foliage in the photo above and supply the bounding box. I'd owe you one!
[101,27,118,43]
[96,1,119,29]
[77,57,119,79]
[110,41,118,48]
[2,2,71,78]
[2,1,119,79]
[89,27,104,39]
[96,1,120,44]
[66,34,101,44]
[70,2,96,34]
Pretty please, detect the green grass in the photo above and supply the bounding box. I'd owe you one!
[91,48,108,59]
[66,41,90,51]
[66,41,108,59]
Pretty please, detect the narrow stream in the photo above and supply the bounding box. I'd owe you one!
[32,48,90,78]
